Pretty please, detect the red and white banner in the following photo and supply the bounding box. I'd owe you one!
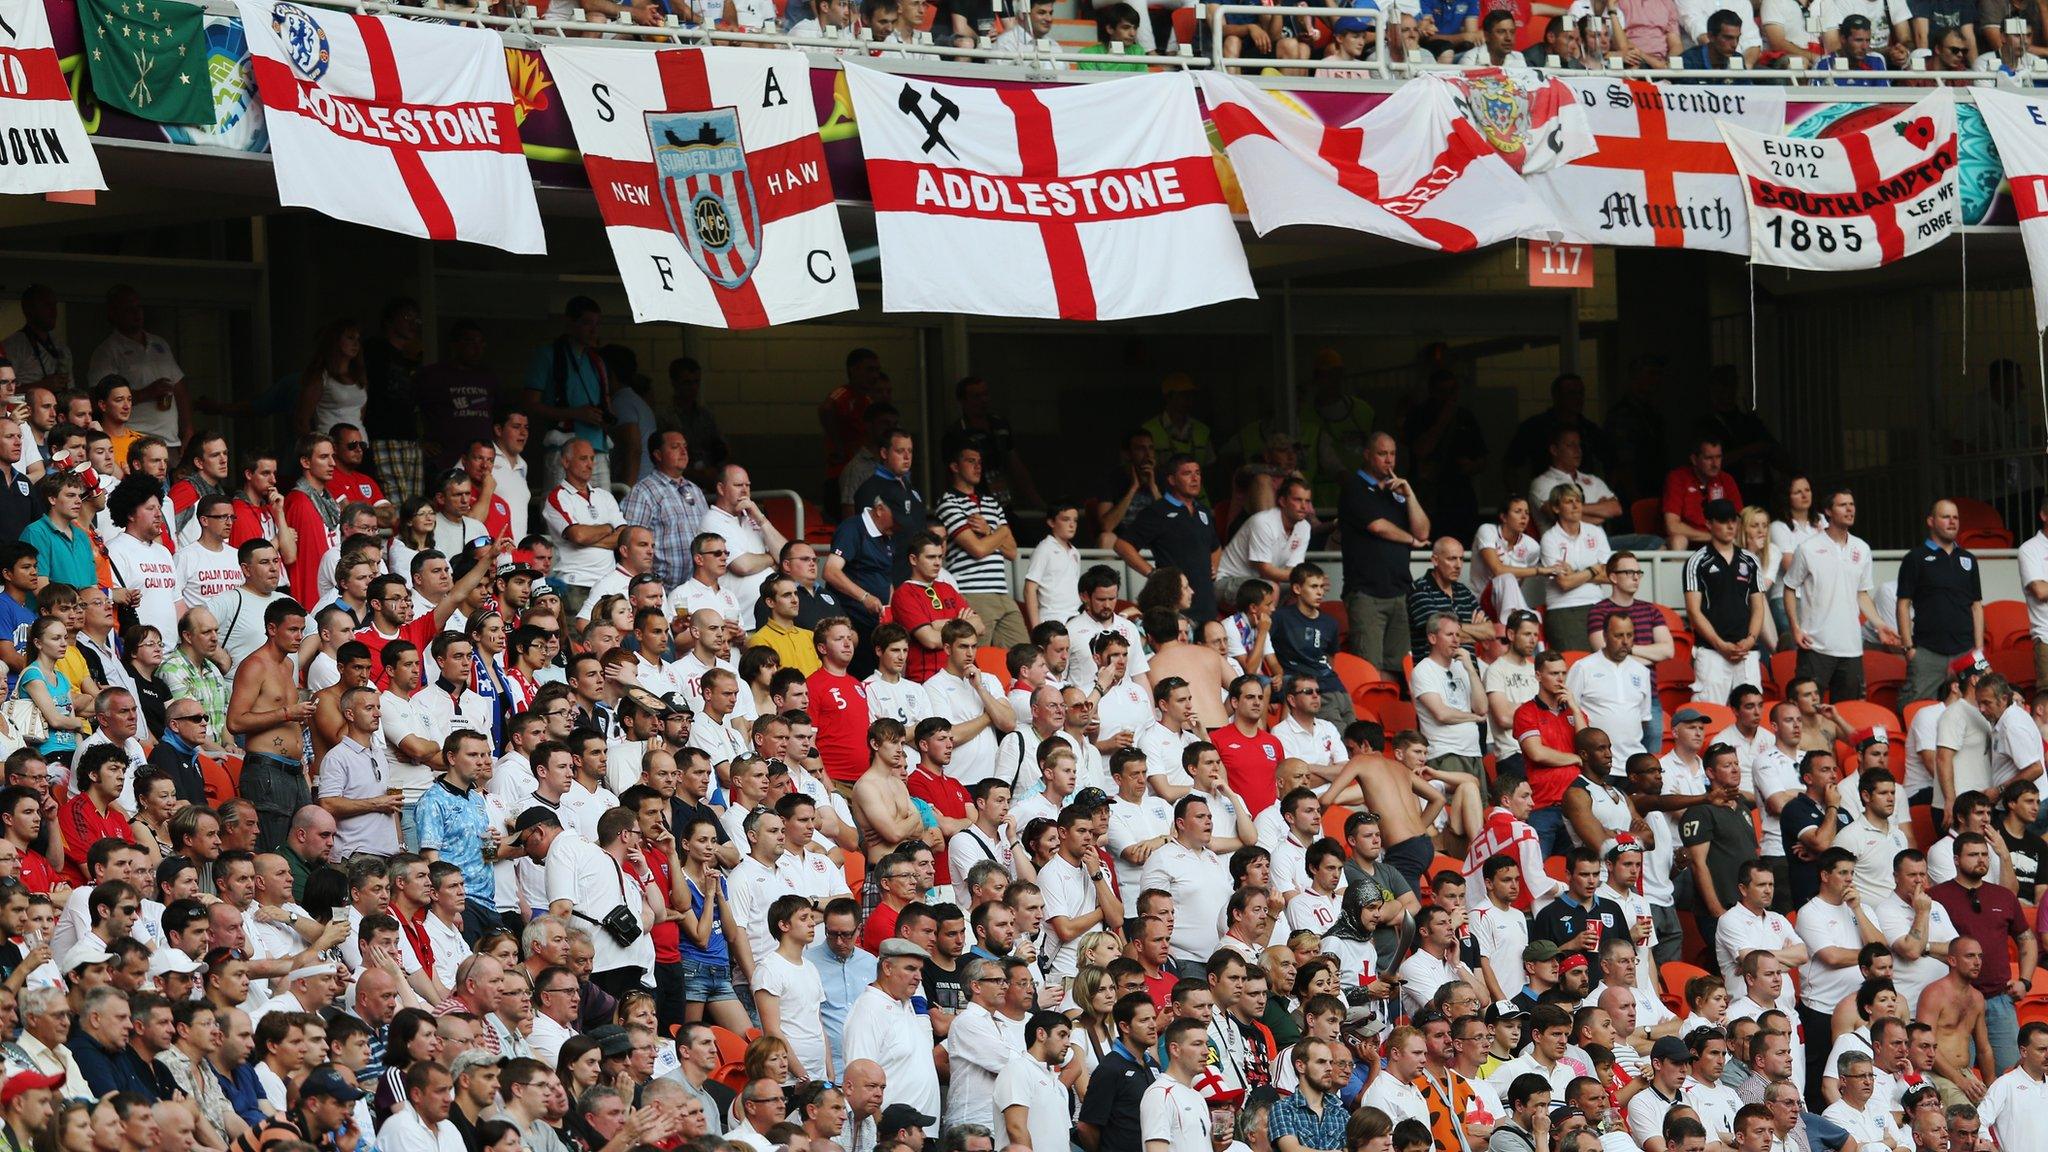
[1196,72,1557,253]
[1528,79,1784,254]
[0,0,105,195]
[1721,89,1958,271]
[240,1,543,253]
[1436,68,1595,176]
[1972,90,2048,329]
[844,67,1252,321]
[544,46,854,329]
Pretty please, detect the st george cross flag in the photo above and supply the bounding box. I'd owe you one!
[844,67,1253,321]
[1971,90,2048,329]
[1721,89,1958,271]
[239,1,544,254]
[0,0,106,195]
[1527,79,1784,254]
[1196,72,1556,253]
[543,46,853,329]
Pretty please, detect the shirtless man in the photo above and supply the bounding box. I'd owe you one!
[227,597,316,851]
[852,718,933,866]
[1142,608,1229,730]
[311,641,376,761]
[1788,677,1848,754]
[1355,731,1459,891]
[1919,934,1993,1104]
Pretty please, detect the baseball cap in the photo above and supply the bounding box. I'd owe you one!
[1332,14,1375,30]
[513,806,563,836]
[588,1025,635,1059]
[0,1070,63,1103]
[1650,1036,1695,1063]
[879,1104,936,1137]
[1671,707,1711,726]
[1484,1001,1528,1025]
[450,1050,505,1080]
[1703,499,1740,523]
[1854,727,1890,751]
[1523,940,1563,964]
[299,1067,367,1103]
[879,938,931,962]
[1070,786,1113,813]
[148,949,205,978]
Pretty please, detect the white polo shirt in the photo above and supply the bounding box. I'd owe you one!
[1784,530,1876,658]
[1795,895,1868,1012]
[1867,888,1955,1011]
[1216,507,1311,585]
[925,667,1004,785]
[1139,840,1231,963]
[1991,701,2047,795]
[1833,814,1910,902]
[1141,1077,1213,1152]
[540,482,625,588]
[1411,655,1482,758]
[1714,903,1800,1012]
[1754,747,1802,857]
[993,1056,1070,1152]
[1105,793,1173,894]
[1273,711,1344,767]
[1566,653,1654,762]
[1980,1066,2048,1151]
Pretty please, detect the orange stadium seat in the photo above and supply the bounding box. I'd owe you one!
[1831,699,1901,744]
[843,851,865,891]
[1991,647,2038,695]
[1681,701,1738,732]
[1901,698,1938,732]
[1366,699,1416,736]
[975,646,1011,681]
[1986,600,2032,654]
[1770,650,1801,696]
[1660,960,1708,1016]
[1654,603,1692,644]
[1333,652,1377,696]
[1322,599,1348,646]
[1909,805,1936,849]
[1863,652,1907,713]
[710,1026,749,1067]
[1351,681,1403,725]
[1322,804,1353,842]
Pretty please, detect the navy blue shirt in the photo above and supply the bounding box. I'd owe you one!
[828,512,896,624]
[851,468,925,583]
[218,1061,267,1129]
[69,1029,168,1102]
[1780,793,1852,907]
[1530,891,1627,948]
[1338,470,1415,600]
[1896,540,1981,655]
[1120,494,1218,621]
[1270,604,1343,696]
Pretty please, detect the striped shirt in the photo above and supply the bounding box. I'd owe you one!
[1408,571,1481,657]
[934,489,1013,595]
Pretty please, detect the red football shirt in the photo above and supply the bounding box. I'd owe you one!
[808,669,872,783]
[890,581,967,684]
[18,849,56,894]
[907,767,970,886]
[1210,722,1285,816]
[229,498,278,549]
[1511,696,1582,809]
[329,468,388,508]
[60,793,135,885]
[862,899,903,954]
[1660,467,1743,534]
[357,617,442,689]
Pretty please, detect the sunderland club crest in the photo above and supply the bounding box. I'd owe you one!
[649,109,762,291]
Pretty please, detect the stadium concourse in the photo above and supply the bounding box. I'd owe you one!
[0,294,2041,1152]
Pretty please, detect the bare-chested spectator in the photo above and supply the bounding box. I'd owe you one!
[227,597,315,851]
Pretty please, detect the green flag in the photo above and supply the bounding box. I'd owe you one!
[79,0,211,126]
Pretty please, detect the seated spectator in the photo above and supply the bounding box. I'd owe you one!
[1814,14,1891,82]
[991,0,1071,67]
[1457,9,1527,63]
[1976,18,2029,82]
[1078,4,1149,69]
[1576,14,1617,68]
[1406,539,1491,660]
[1618,0,1684,63]
[1588,551,1675,743]
[1663,433,1744,553]
[1522,14,1582,67]
[1218,0,1314,65]
[1680,8,1750,69]
[1473,497,1549,622]
[1417,0,1482,59]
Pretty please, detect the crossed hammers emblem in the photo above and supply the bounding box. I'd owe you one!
[898,82,959,160]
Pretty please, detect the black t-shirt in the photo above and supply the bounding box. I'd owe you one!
[1778,794,1850,907]
[1119,496,1219,621]
[1078,1048,1155,1152]
[1530,893,1628,949]
[2000,822,2048,902]
[923,958,968,1017]
[1339,470,1416,599]
[1895,542,1982,655]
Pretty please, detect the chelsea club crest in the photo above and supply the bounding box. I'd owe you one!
[270,2,331,81]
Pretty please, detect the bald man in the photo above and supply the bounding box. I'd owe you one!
[840,1059,887,1152]
[281,805,337,903]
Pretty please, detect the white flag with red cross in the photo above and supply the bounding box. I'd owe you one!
[844,66,1253,321]
[0,0,104,195]
[1721,88,1958,271]
[1196,71,1557,253]
[240,1,543,254]
[1526,79,1784,254]
[544,45,854,329]
[1971,89,2048,330]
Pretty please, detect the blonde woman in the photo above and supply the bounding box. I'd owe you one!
[1538,482,1612,652]
[1742,504,1783,649]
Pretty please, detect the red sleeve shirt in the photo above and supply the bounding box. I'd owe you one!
[907,768,970,886]
[891,581,967,683]
[281,490,334,598]
[1511,697,1582,809]
[1661,467,1743,533]
[862,900,902,954]
[18,849,55,895]
[807,669,872,783]
[229,498,276,549]
[358,617,441,689]
[1209,723,1285,816]
[59,794,135,885]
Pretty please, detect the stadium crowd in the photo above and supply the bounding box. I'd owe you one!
[0,285,2035,1152]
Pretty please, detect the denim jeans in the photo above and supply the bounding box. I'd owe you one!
[1529,805,1568,859]
[1985,992,2018,1075]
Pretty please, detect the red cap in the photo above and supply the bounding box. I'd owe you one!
[1949,651,1989,675]
[0,1069,64,1103]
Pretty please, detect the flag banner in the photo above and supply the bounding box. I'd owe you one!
[1437,68,1595,175]
[239,0,545,254]
[79,0,211,125]
[844,66,1253,321]
[1721,89,1958,271]
[1196,71,1558,253]
[1971,89,2048,329]
[0,0,107,195]
[1528,79,1785,254]
[543,45,854,329]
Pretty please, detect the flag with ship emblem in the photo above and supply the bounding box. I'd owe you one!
[79,0,210,125]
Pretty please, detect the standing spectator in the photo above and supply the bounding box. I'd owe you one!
[2020,498,2048,691]
[843,939,940,1119]
[838,403,901,520]
[1144,1018,1220,1152]
[1486,612,1544,776]
[1796,848,1886,1095]
[892,535,978,685]
[1588,551,1676,744]
[1663,434,1743,552]
[295,321,368,446]
[1022,504,1082,631]
[1066,566,1148,692]
[522,297,613,494]
[86,285,189,449]
[280,434,342,602]
[826,496,895,646]
[1216,478,1314,610]
[1897,499,1983,707]
[666,358,725,480]
[1413,614,1486,782]
[702,465,788,628]
[490,410,532,543]
[540,440,625,620]
[1407,539,1491,659]
[4,285,71,392]
[411,322,499,476]
[1930,834,2035,1077]
[1114,454,1220,624]
[1403,367,1488,546]
[1141,375,1215,479]
[1271,564,1352,728]
[1339,432,1430,678]
[1685,755,1763,963]
[1506,374,1610,495]
[855,430,926,586]
[1978,1021,2048,1150]
[1834,769,1911,904]
[361,299,425,501]
[620,431,709,591]
[104,474,178,643]
[1684,502,1767,706]
[1784,488,1896,702]
[1539,484,1613,653]
[935,446,1024,648]
[1566,615,1654,766]
[820,348,887,518]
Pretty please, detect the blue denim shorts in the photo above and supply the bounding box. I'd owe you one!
[681,957,738,1003]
